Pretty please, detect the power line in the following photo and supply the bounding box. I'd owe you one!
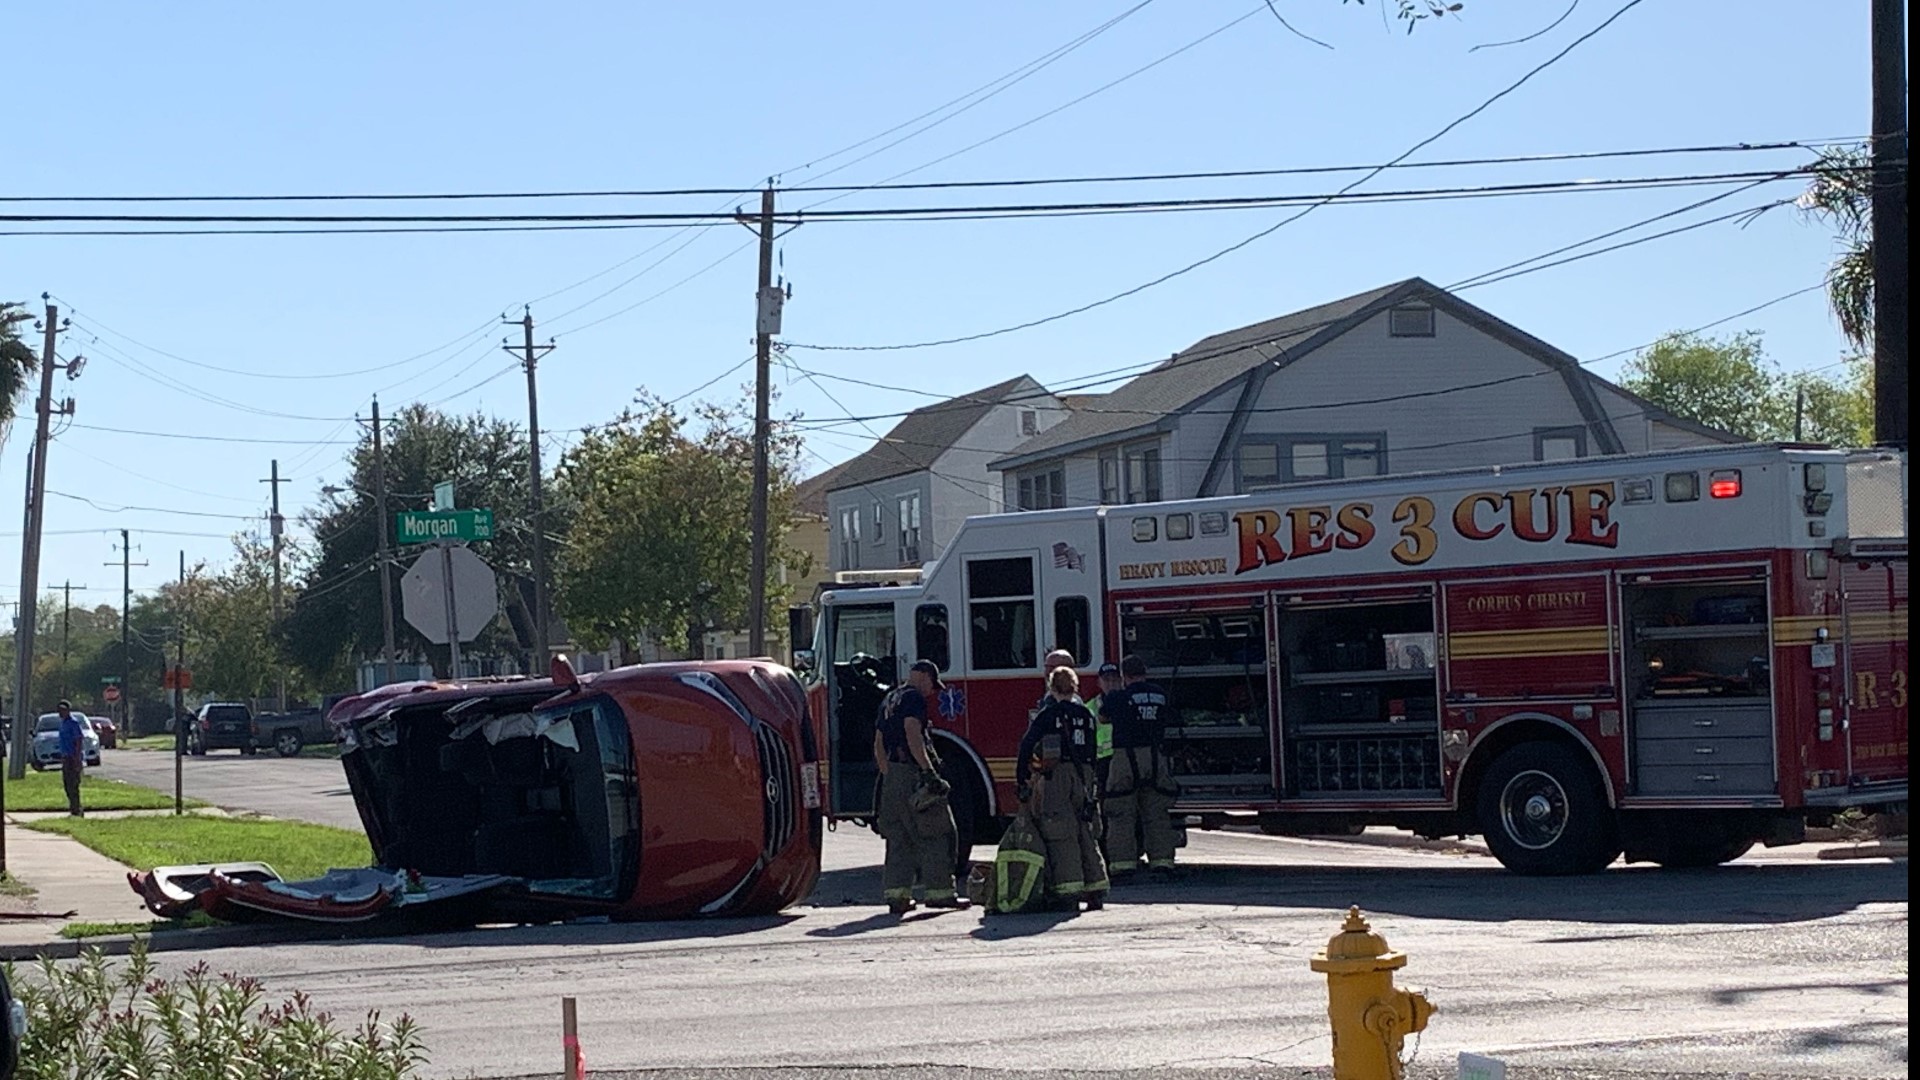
[46,490,264,521]
[68,422,356,446]
[0,168,1825,228]
[783,0,1656,354]
[0,140,1852,204]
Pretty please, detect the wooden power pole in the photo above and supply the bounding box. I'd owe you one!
[367,399,398,684]
[1870,0,1908,448]
[504,310,555,671]
[743,185,778,658]
[262,459,287,711]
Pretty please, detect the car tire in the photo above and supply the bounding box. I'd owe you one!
[242,743,257,756]
[274,729,303,757]
[1476,741,1620,876]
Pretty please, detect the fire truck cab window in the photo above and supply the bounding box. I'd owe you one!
[967,557,1038,671]
[828,603,898,816]
[1053,597,1091,666]
[1276,599,1442,797]
[914,604,950,672]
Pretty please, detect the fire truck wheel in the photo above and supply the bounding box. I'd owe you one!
[1477,742,1619,876]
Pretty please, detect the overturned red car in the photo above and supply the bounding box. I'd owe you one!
[130,657,824,925]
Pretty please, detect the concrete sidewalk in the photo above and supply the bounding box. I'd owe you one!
[0,813,153,952]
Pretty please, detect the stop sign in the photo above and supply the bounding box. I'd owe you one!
[104,685,121,703]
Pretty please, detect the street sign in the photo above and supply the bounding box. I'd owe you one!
[103,685,121,703]
[162,666,193,690]
[400,546,499,645]
[395,509,494,545]
[432,481,456,512]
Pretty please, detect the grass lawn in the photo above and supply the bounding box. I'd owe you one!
[4,771,206,812]
[0,871,34,900]
[120,735,180,752]
[60,911,218,940]
[23,814,372,882]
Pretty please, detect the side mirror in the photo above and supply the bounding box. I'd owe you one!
[0,965,22,1079]
[791,650,816,674]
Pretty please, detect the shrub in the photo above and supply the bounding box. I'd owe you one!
[8,941,428,1079]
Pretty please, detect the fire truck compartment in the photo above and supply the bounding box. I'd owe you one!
[345,691,640,900]
[1124,606,1273,798]
[1622,579,1777,797]
[1277,599,1442,797]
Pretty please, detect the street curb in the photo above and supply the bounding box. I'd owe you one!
[1815,840,1908,861]
[0,922,340,963]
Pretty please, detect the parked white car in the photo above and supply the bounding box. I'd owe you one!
[31,713,102,770]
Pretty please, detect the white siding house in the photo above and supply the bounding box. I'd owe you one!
[992,278,1736,505]
[819,376,1067,570]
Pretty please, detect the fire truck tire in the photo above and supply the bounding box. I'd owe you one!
[1651,836,1755,869]
[1477,742,1620,876]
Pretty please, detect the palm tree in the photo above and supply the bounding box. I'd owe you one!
[1799,146,1877,351]
[0,302,41,433]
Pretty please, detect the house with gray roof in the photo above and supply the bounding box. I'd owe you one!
[817,375,1065,570]
[990,278,1737,508]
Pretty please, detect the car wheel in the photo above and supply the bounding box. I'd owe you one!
[242,742,258,756]
[274,730,303,757]
[1476,741,1620,876]
[30,763,45,773]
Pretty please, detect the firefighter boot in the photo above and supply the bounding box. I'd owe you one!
[1310,906,1434,1080]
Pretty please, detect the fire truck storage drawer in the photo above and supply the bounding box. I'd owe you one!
[1631,702,1772,741]
[1634,736,1773,767]
[1633,763,1776,796]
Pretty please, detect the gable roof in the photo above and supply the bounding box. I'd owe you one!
[991,277,1739,471]
[991,280,1416,469]
[824,375,1041,494]
[793,461,848,518]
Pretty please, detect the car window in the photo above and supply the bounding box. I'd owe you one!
[204,705,250,722]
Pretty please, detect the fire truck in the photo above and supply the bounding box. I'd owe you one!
[800,444,1907,875]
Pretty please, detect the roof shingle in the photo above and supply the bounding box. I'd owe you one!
[823,375,1040,494]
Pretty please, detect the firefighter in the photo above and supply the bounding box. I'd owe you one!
[1016,666,1109,911]
[1091,662,1121,797]
[1102,654,1180,882]
[874,658,969,914]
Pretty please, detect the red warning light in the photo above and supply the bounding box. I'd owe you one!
[1709,470,1742,498]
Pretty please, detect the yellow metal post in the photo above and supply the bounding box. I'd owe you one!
[1311,906,1434,1080]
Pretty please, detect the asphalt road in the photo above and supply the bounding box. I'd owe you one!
[98,753,1908,1080]
[96,747,365,831]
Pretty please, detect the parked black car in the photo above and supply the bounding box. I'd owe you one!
[254,708,333,757]
[189,702,257,755]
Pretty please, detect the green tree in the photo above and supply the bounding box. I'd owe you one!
[1622,330,1873,446]
[554,393,804,655]
[281,405,549,683]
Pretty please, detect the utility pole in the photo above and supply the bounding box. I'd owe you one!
[9,297,76,781]
[367,399,398,684]
[107,531,146,735]
[1870,0,1908,448]
[261,459,287,711]
[504,309,556,672]
[1795,385,1807,443]
[743,185,777,658]
[58,581,86,702]
[173,550,185,814]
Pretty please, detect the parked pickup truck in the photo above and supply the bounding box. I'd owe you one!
[254,708,334,757]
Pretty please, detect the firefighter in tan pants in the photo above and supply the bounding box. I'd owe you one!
[1101,654,1180,882]
[1016,666,1109,911]
[875,659,969,915]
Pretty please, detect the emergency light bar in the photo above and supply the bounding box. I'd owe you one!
[833,569,923,586]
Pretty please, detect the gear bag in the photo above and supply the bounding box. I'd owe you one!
[988,808,1049,915]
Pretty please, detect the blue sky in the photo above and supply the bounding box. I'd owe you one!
[0,1,1874,612]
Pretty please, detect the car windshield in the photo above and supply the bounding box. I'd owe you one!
[35,716,69,733]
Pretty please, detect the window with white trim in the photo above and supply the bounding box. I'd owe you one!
[1235,436,1385,492]
[1534,426,1588,462]
[837,507,861,570]
[1123,442,1162,503]
[896,492,922,564]
[1017,468,1067,511]
[871,499,885,542]
[1098,452,1121,504]
[1388,304,1436,337]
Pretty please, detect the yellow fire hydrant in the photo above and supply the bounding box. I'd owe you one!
[1310,906,1434,1080]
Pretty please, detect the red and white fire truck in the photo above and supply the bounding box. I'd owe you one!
[801,444,1907,875]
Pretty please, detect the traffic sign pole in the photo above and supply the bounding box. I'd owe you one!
[441,541,462,681]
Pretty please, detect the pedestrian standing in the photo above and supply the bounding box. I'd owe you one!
[56,700,87,817]
[1016,666,1109,910]
[1090,662,1121,797]
[1101,655,1180,882]
[874,659,969,914]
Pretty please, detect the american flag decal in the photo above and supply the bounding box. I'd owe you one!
[1052,542,1084,571]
